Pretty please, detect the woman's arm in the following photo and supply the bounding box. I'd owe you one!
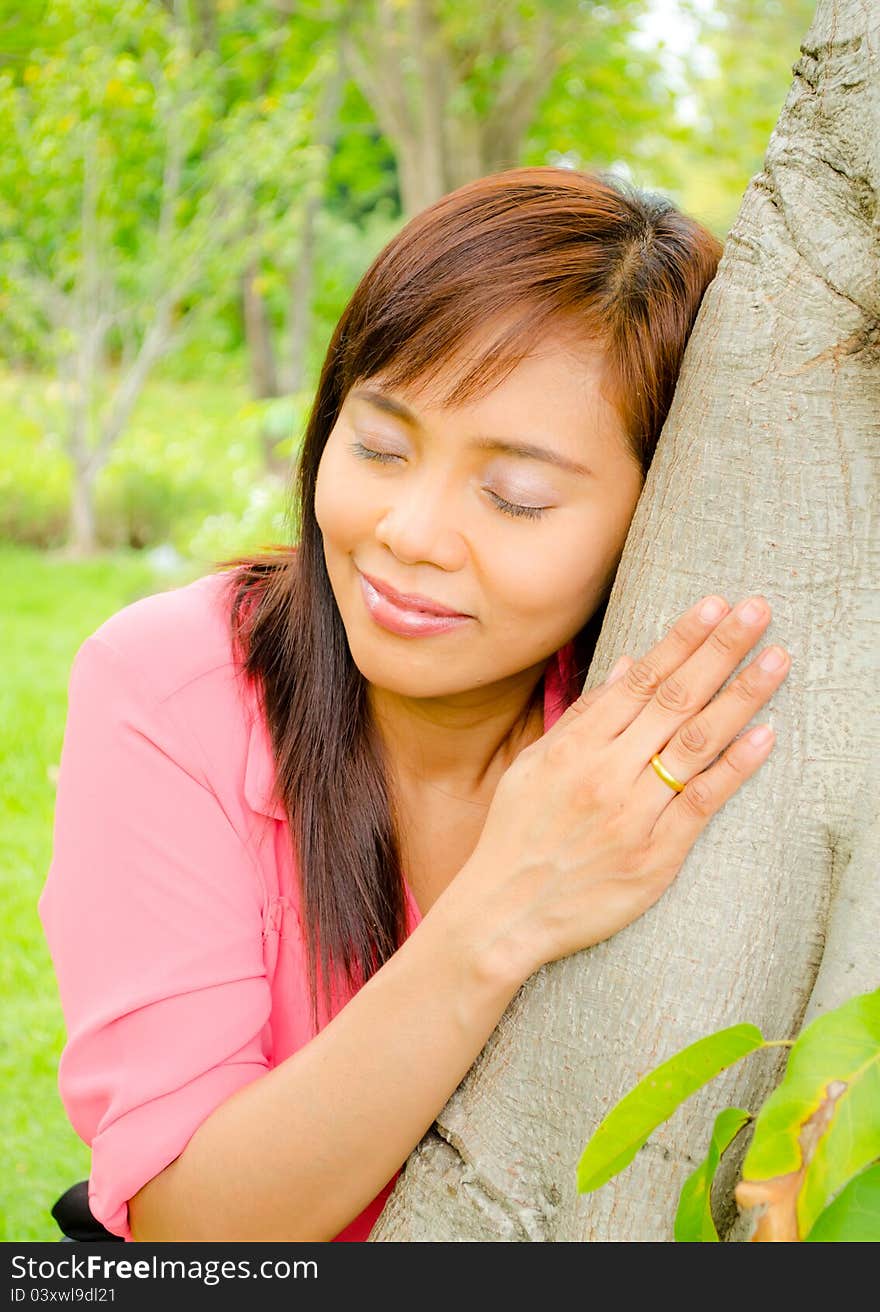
[128,894,519,1241]
[131,592,790,1241]
[40,627,523,1243]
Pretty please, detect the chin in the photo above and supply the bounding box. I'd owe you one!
[349,648,477,701]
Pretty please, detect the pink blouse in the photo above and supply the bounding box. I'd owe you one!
[38,569,576,1242]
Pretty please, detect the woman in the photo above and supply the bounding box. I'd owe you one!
[38,167,791,1242]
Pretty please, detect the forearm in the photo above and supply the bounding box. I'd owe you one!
[128,889,522,1241]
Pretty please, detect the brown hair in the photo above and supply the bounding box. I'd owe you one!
[217,166,722,1026]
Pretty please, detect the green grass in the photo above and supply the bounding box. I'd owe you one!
[0,545,204,1241]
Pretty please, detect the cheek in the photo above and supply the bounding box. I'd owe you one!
[314,449,359,545]
[489,514,613,616]
[485,511,631,659]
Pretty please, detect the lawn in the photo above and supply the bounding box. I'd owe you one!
[0,545,204,1241]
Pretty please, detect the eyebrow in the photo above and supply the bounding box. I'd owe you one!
[350,386,595,478]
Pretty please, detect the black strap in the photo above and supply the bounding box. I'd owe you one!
[50,1180,125,1242]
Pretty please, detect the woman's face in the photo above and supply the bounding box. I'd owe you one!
[314,326,644,702]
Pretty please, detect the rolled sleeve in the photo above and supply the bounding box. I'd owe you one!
[38,635,271,1241]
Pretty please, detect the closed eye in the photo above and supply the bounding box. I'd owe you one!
[350,440,401,465]
[349,440,550,522]
[483,491,547,521]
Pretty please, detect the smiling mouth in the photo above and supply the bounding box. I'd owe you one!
[358,569,470,618]
[357,571,473,637]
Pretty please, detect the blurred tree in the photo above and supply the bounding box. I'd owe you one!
[333,0,665,217]
[0,1,58,78]
[172,1,399,473]
[0,0,322,549]
[520,2,681,185]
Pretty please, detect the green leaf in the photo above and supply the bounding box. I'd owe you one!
[742,989,880,1239]
[577,1024,765,1193]
[674,1107,752,1242]
[805,1163,880,1242]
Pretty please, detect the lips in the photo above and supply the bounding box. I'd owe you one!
[358,570,470,618]
[357,571,473,639]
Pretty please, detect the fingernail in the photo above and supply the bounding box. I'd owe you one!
[739,597,768,625]
[604,656,629,685]
[699,596,728,623]
[746,725,774,747]
[758,646,787,672]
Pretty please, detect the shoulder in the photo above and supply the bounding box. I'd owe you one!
[72,567,285,824]
[85,570,239,703]
[69,570,259,807]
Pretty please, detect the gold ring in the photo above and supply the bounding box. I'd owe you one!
[650,754,685,793]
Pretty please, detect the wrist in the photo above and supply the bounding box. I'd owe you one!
[422,862,536,1004]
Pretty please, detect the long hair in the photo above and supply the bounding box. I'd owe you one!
[217,167,723,1026]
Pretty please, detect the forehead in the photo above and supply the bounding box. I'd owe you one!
[356,328,624,453]
[365,309,613,400]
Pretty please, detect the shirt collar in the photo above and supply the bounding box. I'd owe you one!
[244,713,287,820]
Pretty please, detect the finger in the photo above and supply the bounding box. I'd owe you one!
[613,594,773,763]
[604,654,633,687]
[543,653,635,732]
[649,722,777,858]
[559,593,732,741]
[633,643,790,822]
[637,635,786,808]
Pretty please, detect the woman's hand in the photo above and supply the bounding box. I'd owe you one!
[448,594,791,983]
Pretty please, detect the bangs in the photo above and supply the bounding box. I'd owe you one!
[306,164,721,483]
[348,297,608,412]
[336,170,619,411]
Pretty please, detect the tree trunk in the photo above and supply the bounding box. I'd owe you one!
[67,460,99,556]
[242,262,280,401]
[282,55,347,397]
[284,212,315,400]
[342,1,566,216]
[371,0,878,1243]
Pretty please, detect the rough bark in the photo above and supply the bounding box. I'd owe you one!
[371,0,879,1242]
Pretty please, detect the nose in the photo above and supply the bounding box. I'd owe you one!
[373,471,466,570]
